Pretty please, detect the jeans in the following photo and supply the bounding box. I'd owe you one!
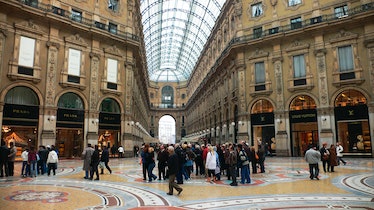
[29,160,37,177]
[308,163,319,179]
[147,162,157,181]
[240,164,251,184]
[21,161,29,176]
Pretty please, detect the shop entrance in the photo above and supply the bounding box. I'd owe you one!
[56,128,83,158]
[291,125,318,157]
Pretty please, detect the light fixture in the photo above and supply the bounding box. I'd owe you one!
[48,116,56,122]
[223,124,227,128]
[231,122,235,126]
[321,117,327,121]
[2,126,11,133]
[130,121,135,126]
[216,126,220,130]
[136,122,140,126]
[92,119,99,125]
[238,121,244,126]
[276,119,282,124]
[211,128,215,131]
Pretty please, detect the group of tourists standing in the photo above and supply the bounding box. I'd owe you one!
[305,141,348,180]
[0,140,58,178]
[139,141,268,192]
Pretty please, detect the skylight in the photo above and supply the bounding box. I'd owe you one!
[140,0,226,82]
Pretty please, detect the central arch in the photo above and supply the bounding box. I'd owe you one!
[158,115,176,144]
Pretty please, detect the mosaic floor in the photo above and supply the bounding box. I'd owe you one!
[0,157,373,210]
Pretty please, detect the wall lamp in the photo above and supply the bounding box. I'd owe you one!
[238,121,244,126]
[135,122,140,126]
[321,117,327,121]
[48,116,56,122]
[92,119,99,125]
[231,122,235,126]
[223,124,227,128]
[276,119,282,124]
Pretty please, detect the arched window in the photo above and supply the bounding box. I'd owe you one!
[58,92,84,109]
[5,86,39,105]
[251,99,273,114]
[161,86,174,108]
[335,89,366,107]
[100,98,120,113]
[290,95,316,110]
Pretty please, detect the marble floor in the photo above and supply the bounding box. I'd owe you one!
[0,156,373,210]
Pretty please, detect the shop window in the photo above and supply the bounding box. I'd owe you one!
[290,17,302,30]
[253,27,263,39]
[334,90,366,107]
[106,58,118,90]
[67,48,81,84]
[338,45,355,80]
[251,99,273,114]
[18,36,36,76]
[161,86,174,108]
[100,98,120,113]
[5,86,39,105]
[288,0,301,7]
[290,95,316,110]
[108,22,117,34]
[24,0,38,7]
[293,54,306,86]
[108,0,119,12]
[255,62,266,91]
[335,5,348,18]
[58,92,84,109]
[71,9,82,23]
[251,2,263,17]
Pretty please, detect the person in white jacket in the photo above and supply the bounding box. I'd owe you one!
[205,145,217,182]
[46,145,59,176]
[336,142,347,165]
[21,148,29,177]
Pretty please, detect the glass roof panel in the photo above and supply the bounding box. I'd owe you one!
[140,0,227,82]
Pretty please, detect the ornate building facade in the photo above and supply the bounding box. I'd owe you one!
[181,0,374,157]
[0,0,151,157]
[1,0,374,158]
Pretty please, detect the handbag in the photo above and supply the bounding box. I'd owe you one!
[99,161,105,169]
[255,153,259,160]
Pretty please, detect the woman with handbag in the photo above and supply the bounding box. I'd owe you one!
[319,142,330,173]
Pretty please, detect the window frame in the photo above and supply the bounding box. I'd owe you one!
[251,2,263,18]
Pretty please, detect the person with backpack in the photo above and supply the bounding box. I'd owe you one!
[47,145,58,176]
[237,144,251,184]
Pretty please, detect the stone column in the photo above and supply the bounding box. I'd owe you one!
[86,52,101,146]
[41,41,60,147]
[123,59,135,157]
[273,50,289,156]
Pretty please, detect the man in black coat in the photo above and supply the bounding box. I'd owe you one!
[100,146,112,174]
[0,140,9,177]
[166,146,183,195]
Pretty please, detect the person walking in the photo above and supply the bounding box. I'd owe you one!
[140,144,150,181]
[8,142,17,176]
[90,145,100,180]
[166,146,183,196]
[46,145,58,176]
[82,143,94,179]
[228,144,238,186]
[305,145,321,180]
[336,142,347,165]
[100,146,112,174]
[146,146,157,182]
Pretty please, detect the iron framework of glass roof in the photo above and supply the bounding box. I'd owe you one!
[140,0,226,82]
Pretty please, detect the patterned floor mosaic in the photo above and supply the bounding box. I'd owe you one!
[0,157,373,209]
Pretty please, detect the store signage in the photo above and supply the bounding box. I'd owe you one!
[57,108,84,122]
[334,105,368,121]
[251,112,274,125]
[4,104,39,119]
[290,109,317,123]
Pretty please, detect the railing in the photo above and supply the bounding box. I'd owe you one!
[18,0,139,42]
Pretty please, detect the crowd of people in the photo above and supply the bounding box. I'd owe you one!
[139,141,268,189]
[0,140,59,178]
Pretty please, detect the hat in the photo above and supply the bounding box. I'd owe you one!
[46,145,51,148]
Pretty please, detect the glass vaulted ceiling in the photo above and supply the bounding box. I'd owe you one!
[140,0,227,82]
